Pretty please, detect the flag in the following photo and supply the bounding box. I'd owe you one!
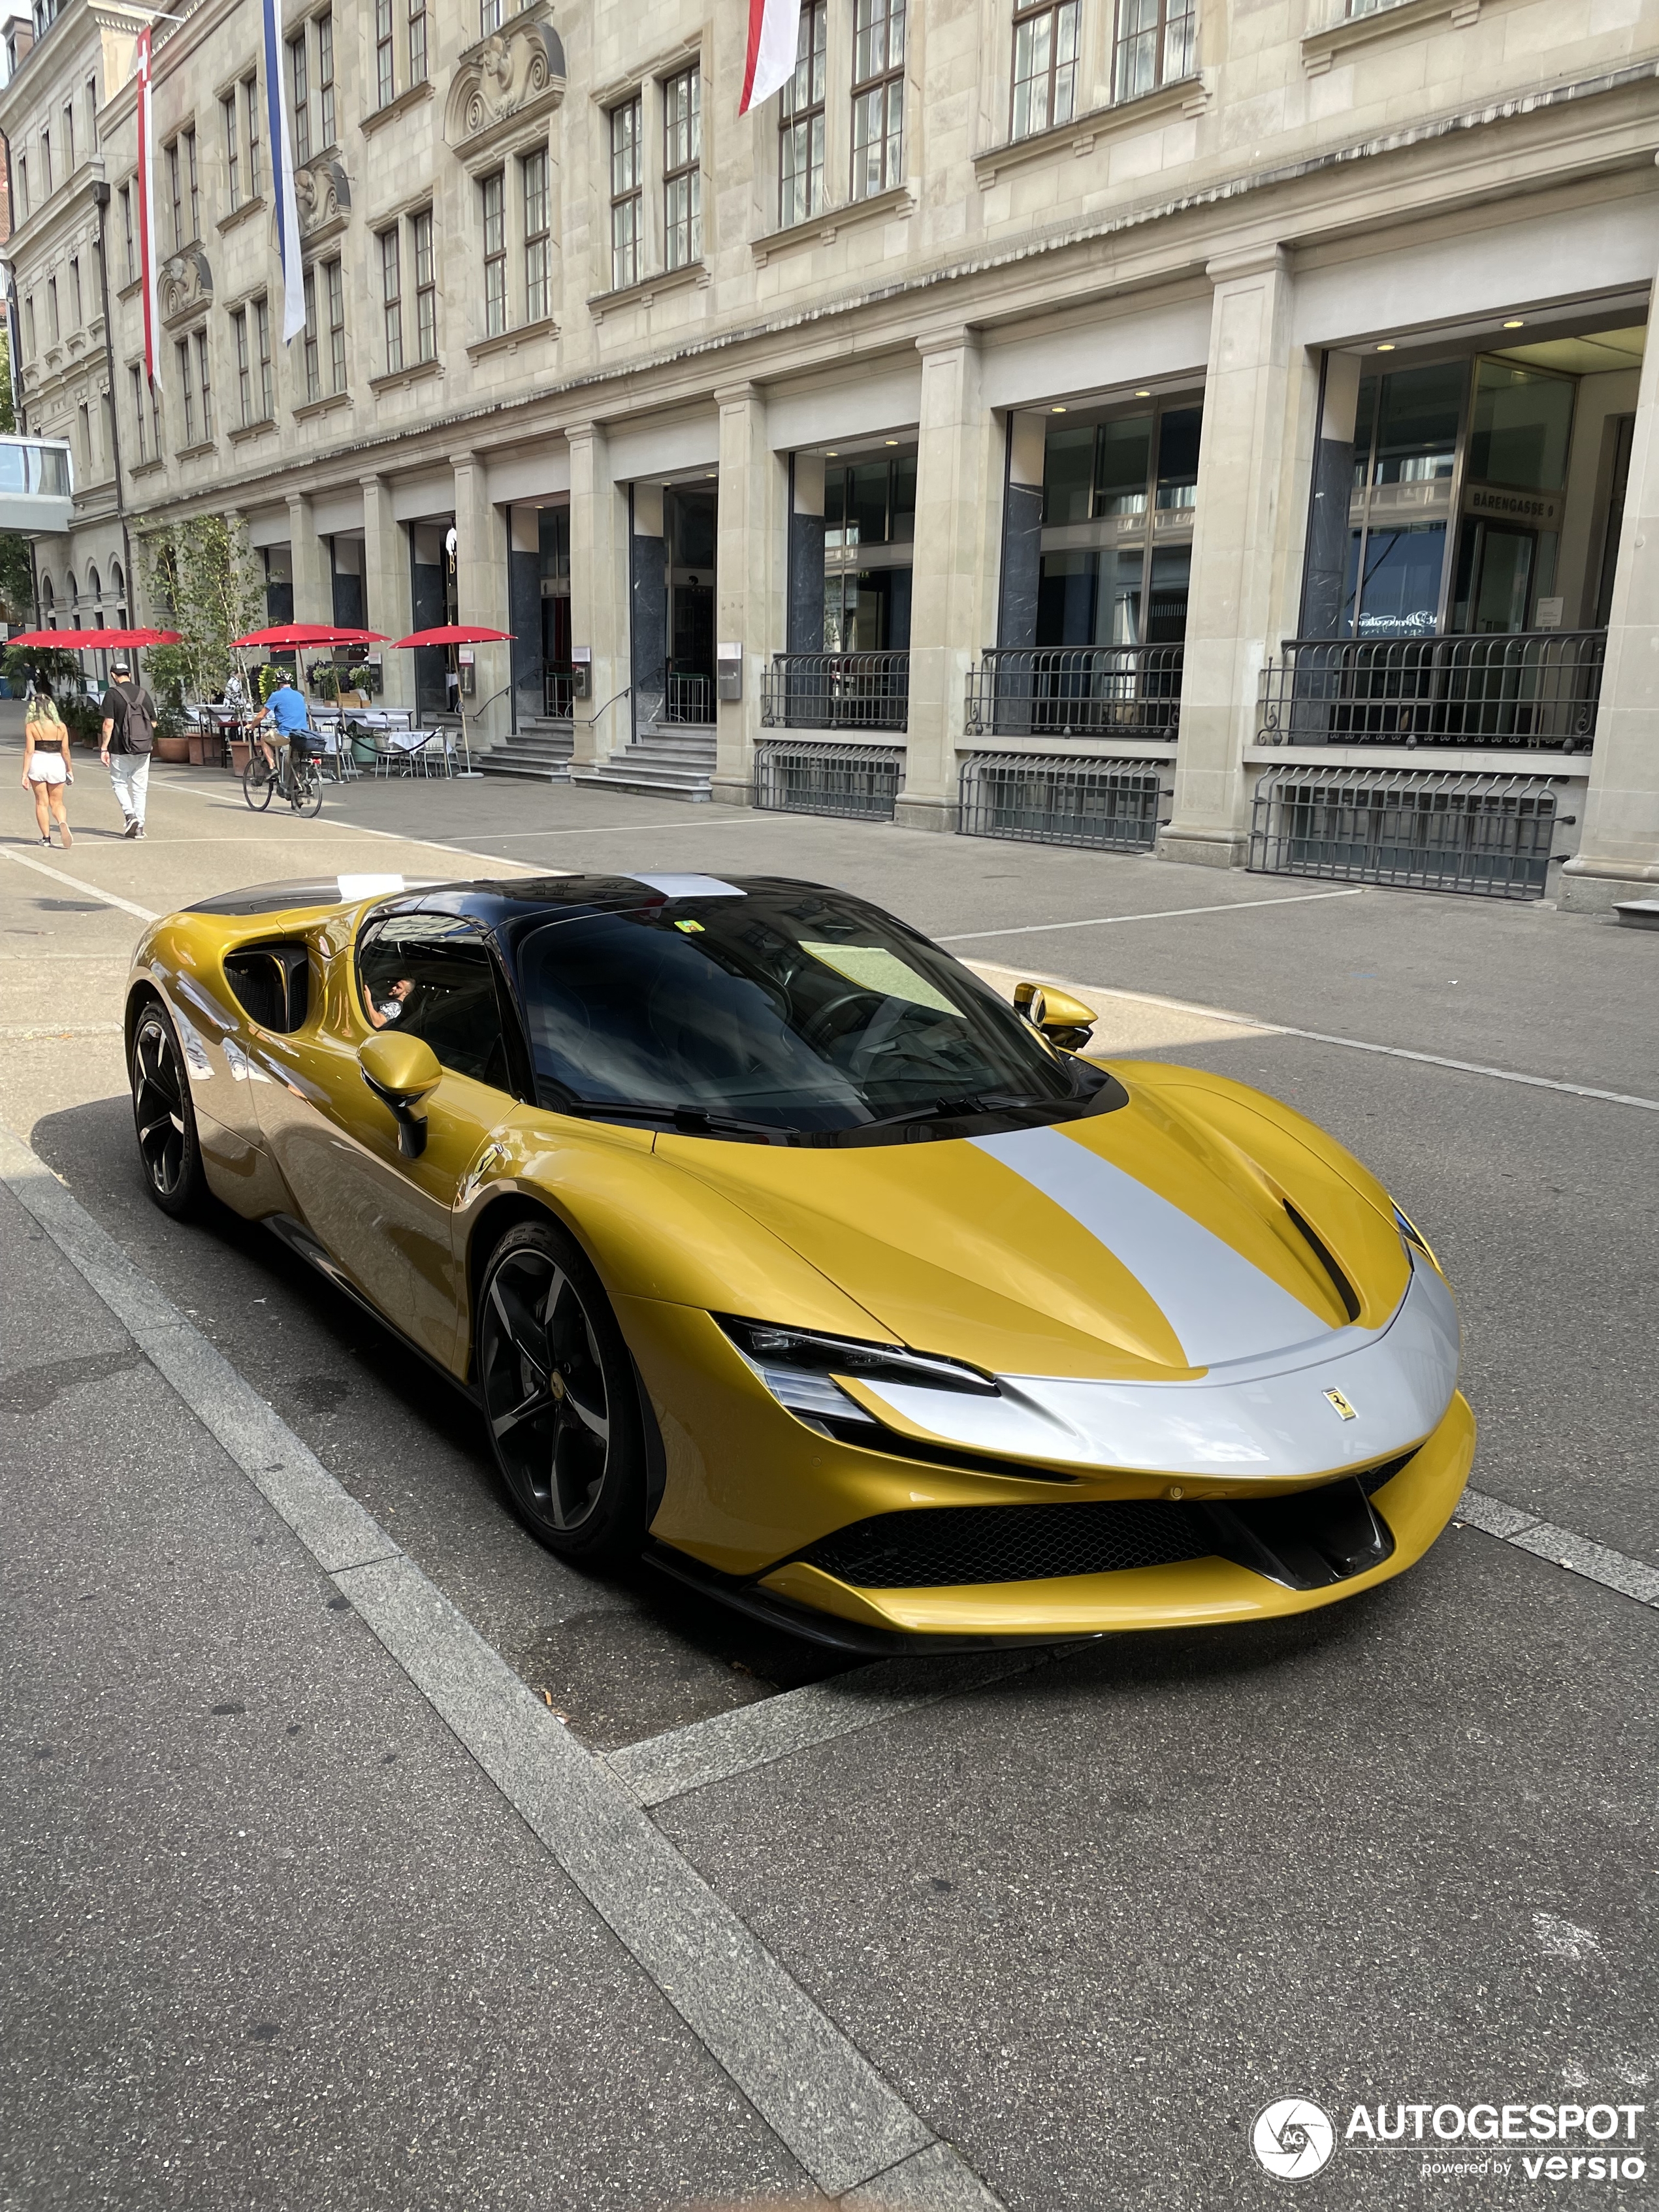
[135,26,159,385]
[739,0,797,115]
[261,0,306,342]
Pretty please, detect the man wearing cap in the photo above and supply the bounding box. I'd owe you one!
[99,656,159,840]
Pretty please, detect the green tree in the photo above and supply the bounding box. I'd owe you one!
[140,514,265,706]
[0,334,37,628]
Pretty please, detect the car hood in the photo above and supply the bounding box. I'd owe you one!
[654,1073,1413,1385]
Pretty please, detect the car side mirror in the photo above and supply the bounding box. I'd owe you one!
[359,1033,442,1158]
[1014,980,1098,1054]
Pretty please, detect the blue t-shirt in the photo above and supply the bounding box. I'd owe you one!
[265,686,310,735]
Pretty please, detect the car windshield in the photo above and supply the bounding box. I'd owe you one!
[510,883,1118,1142]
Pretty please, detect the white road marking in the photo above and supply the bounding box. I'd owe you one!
[937,888,1366,942]
[1,846,159,920]
[0,1022,123,1037]
[0,1117,1003,2209]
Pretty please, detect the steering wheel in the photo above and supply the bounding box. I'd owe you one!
[797,989,873,1051]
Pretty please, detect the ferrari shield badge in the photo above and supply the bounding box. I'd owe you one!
[1323,1387,1358,1421]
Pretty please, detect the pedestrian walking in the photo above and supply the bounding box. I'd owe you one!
[20,675,73,848]
[99,656,158,840]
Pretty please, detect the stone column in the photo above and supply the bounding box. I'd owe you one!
[896,329,1001,833]
[566,421,626,771]
[1560,278,1659,912]
[713,381,778,807]
[788,452,826,654]
[1159,244,1302,869]
[285,491,330,626]
[451,447,510,750]
[361,473,413,709]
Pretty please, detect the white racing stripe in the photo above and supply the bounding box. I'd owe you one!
[971,1123,1325,1367]
[628,872,747,899]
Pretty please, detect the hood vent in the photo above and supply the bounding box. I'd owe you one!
[1283,1202,1361,1324]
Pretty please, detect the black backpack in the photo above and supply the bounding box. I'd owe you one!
[111,682,156,755]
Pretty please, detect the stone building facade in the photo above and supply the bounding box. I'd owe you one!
[5,0,1658,906]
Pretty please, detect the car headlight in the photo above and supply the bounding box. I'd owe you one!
[1390,1200,1443,1275]
[717,1315,998,1435]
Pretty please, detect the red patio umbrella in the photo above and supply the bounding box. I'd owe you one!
[7,626,184,648]
[389,624,515,777]
[233,623,389,649]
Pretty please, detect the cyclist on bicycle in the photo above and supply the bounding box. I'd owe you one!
[253,674,313,779]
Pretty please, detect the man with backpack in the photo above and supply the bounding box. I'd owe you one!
[99,656,158,840]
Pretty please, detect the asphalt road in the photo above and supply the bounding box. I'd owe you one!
[3,735,1655,2211]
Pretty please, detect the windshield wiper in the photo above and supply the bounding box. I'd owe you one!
[854,1092,1021,1131]
[577,1100,787,1140]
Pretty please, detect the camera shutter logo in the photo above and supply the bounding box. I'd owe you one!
[1252,2098,1336,2181]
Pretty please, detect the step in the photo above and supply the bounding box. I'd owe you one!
[570,764,713,801]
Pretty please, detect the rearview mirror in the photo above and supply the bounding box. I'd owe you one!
[1014,980,1097,1054]
[359,1033,442,1157]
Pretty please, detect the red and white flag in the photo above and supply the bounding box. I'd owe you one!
[135,25,160,386]
[739,0,797,114]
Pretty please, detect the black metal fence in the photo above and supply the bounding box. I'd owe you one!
[965,645,1183,741]
[760,651,910,731]
[663,665,715,725]
[754,740,903,820]
[1257,632,1603,751]
[543,666,575,719]
[959,752,1165,851]
[1248,767,1562,899]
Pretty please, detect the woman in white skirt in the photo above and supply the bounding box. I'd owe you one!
[21,676,73,848]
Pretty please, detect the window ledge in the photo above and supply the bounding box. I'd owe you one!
[176,440,217,460]
[359,78,434,136]
[368,357,443,394]
[217,193,266,235]
[293,389,352,421]
[1302,0,1481,75]
[227,415,278,444]
[466,314,560,362]
[752,180,917,266]
[127,458,167,479]
[974,75,1201,188]
[116,274,143,302]
[588,261,707,323]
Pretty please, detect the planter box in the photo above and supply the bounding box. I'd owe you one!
[229,737,252,773]
[153,735,191,764]
[186,733,214,767]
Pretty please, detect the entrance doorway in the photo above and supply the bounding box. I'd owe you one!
[665,487,716,722]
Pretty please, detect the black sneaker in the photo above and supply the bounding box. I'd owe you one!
[123,819,141,839]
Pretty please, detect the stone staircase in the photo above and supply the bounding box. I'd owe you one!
[569,722,717,802]
[476,717,575,781]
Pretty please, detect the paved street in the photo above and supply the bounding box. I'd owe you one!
[3,732,1656,2211]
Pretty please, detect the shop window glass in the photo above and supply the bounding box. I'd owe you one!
[1372,362,1462,485]
[1146,544,1190,640]
[1155,406,1201,509]
[1042,424,1094,524]
[891,455,916,540]
[670,490,717,569]
[1035,550,1097,645]
[1467,362,1575,491]
[1342,521,1447,639]
[1095,415,1151,513]
[848,462,890,546]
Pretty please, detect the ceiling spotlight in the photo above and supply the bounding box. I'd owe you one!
[1050,405,1067,413]
[884,438,897,446]
[1376,342,1395,353]
[1502,319,1524,330]
[705,470,717,478]
[1134,389,1152,398]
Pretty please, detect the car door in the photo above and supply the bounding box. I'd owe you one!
[251,908,520,1373]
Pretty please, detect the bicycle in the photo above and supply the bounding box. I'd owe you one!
[243,733,325,818]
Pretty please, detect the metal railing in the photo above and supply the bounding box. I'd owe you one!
[966,645,1183,741]
[760,650,910,731]
[754,739,904,820]
[959,752,1165,852]
[542,665,575,720]
[1248,767,1563,900]
[663,665,715,725]
[1257,632,1603,752]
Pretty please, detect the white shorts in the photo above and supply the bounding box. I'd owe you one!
[27,752,67,785]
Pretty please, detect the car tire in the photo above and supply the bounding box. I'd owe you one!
[129,997,208,1219]
[476,1217,647,1570]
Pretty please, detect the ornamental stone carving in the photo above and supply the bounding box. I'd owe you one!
[446,15,565,153]
[295,157,350,234]
[158,248,212,325]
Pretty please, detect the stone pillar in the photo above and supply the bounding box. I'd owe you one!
[896,329,1001,833]
[285,492,330,626]
[361,473,413,709]
[451,447,511,750]
[1560,272,1659,912]
[788,452,826,653]
[566,421,626,769]
[713,381,777,807]
[997,412,1044,650]
[1159,244,1301,869]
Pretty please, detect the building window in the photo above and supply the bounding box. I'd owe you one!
[16,155,27,219]
[851,0,904,199]
[118,185,133,280]
[379,227,402,371]
[1012,0,1078,138]
[412,209,436,362]
[302,270,321,400]
[86,75,97,151]
[244,75,262,198]
[67,256,80,326]
[326,257,346,391]
[76,400,90,472]
[780,2,826,227]
[317,12,335,148]
[305,261,347,394]
[481,0,503,31]
[234,304,252,422]
[481,172,507,336]
[176,337,195,444]
[289,34,310,165]
[24,296,35,356]
[47,277,58,343]
[522,148,550,322]
[40,125,50,195]
[223,91,241,208]
[663,65,701,271]
[194,327,212,439]
[1036,402,1203,649]
[167,138,183,248]
[185,126,199,240]
[254,295,273,418]
[129,363,148,462]
[63,101,75,173]
[609,97,641,292]
[1112,0,1195,104]
[375,0,395,106]
[408,0,427,84]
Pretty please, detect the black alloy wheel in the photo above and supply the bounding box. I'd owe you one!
[477,1219,646,1568]
[291,759,323,818]
[242,756,274,811]
[130,1000,206,1217]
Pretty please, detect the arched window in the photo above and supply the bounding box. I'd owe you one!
[110,558,124,596]
[88,562,101,601]
[40,574,55,624]
[65,568,78,605]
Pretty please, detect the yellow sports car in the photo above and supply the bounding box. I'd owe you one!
[125,871,1472,1650]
